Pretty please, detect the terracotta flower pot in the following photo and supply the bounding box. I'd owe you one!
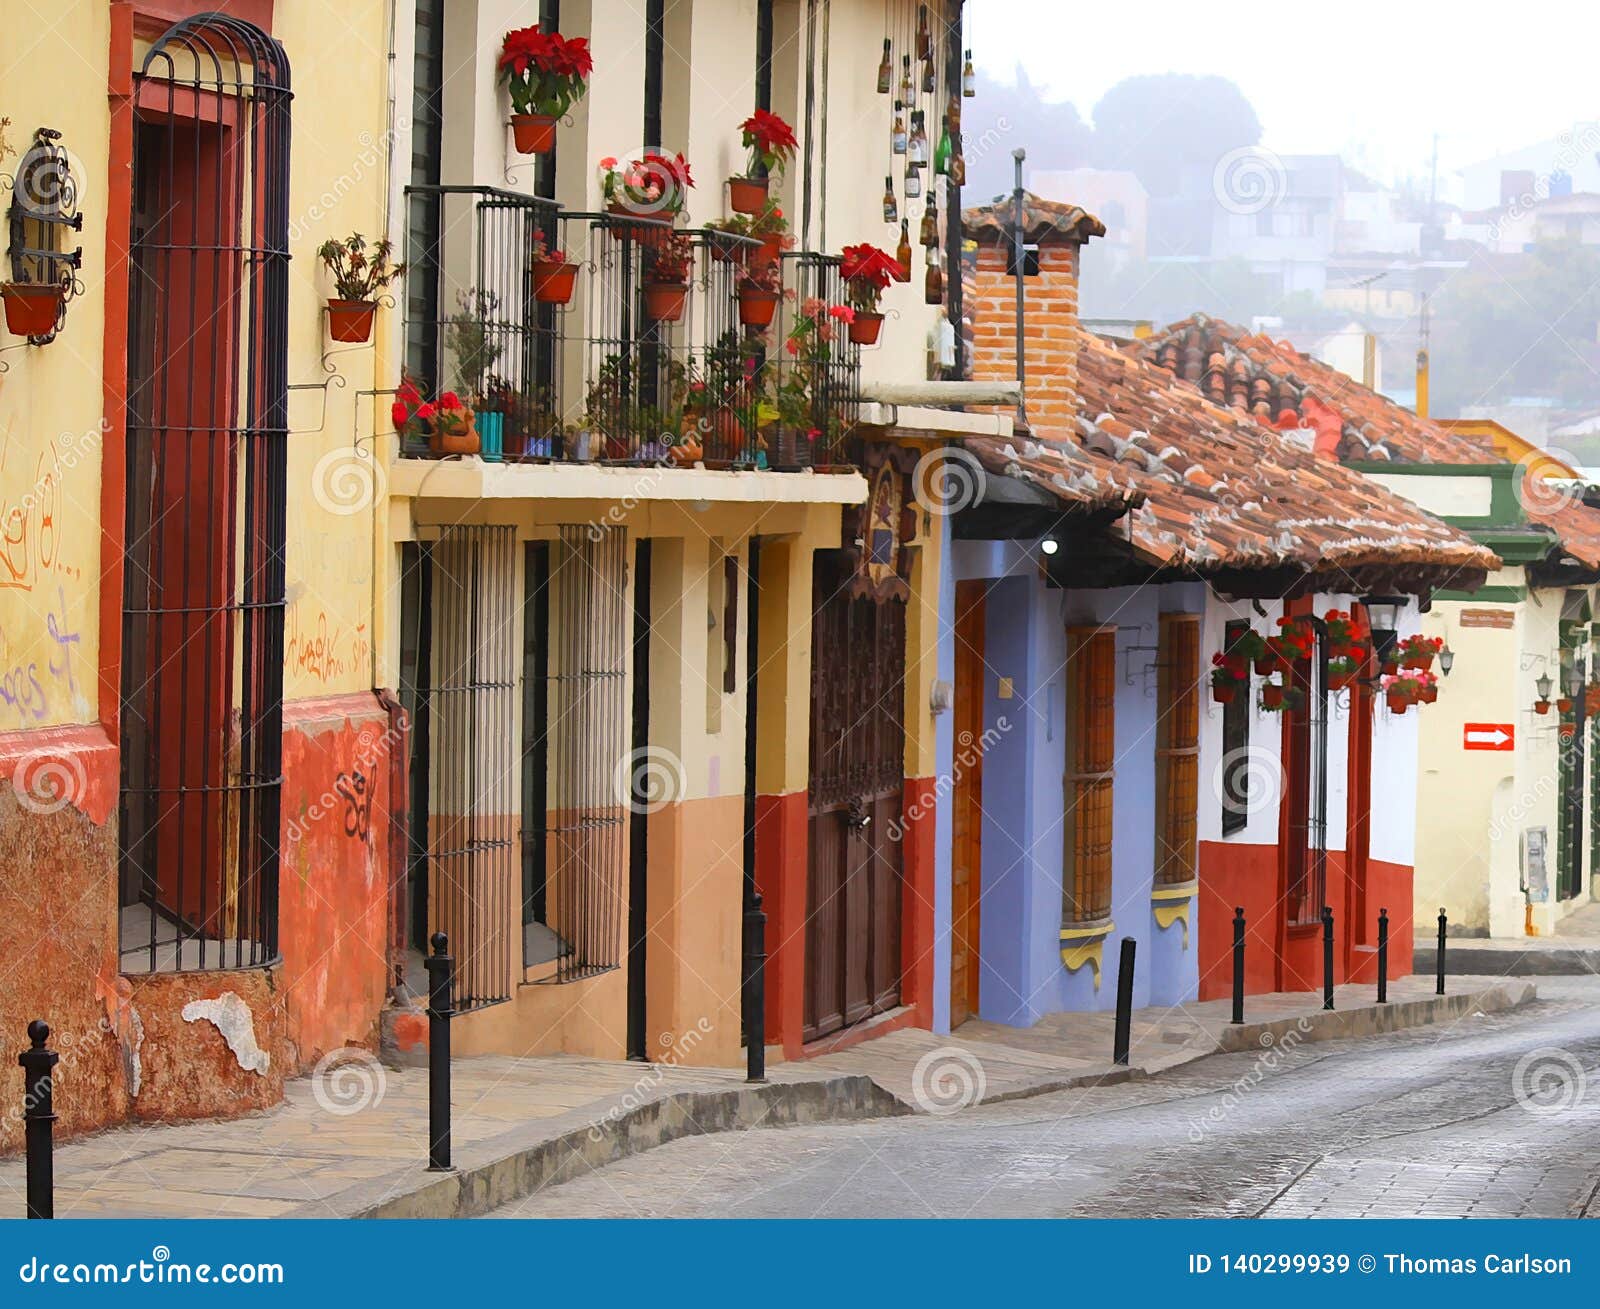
[707,232,749,265]
[756,234,785,266]
[669,435,703,466]
[327,299,377,343]
[2,282,63,337]
[848,310,884,346]
[1328,671,1356,691]
[1211,683,1236,705]
[511,112,558,155]
[1386,691,1409,714]
[728,175,770,215]
[1253,654,1279,677]
[607,202,671,249]
[1420,684,1438,704]
[737,286,780,329]
[1262,683,1284,710]
[427,419,479,457]
[1560,721,1577,740]
[1536,699,1552,715]
[532,259,579,305]
[643,280,688,322]
[1559,697,1573,714]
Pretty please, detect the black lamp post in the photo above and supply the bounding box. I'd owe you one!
[1362,595,1406,666]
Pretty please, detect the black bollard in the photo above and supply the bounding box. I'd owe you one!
[1377,908,1389,1005]
[424,932,454,1171]
[743,892,767,1084]
[1230,907,1246,1025]
[1321,906,1335,1010]
[1436,907,1447,996]
[1112,937,1137,1066]
[19,1020,58,1220]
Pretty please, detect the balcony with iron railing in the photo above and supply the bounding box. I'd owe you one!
[395,185,863,483]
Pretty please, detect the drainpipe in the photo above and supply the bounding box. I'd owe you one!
[1012,147,1025,430]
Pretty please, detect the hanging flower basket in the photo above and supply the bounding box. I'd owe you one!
[737,284,781,329]
[848,310,885,346]
[1327,657,1360,691]
[531,257,578,304]
[1536,699,1552,716]
[1558,697,1573,714]
[1560,721,1578,740]
[643,279,688,322]
[1419,682,1438,704]
[511,112,558,155]
[1262,682,1285,711]
[1386,690,1410,714]
[327,299,378,343]
[1,282,64,337]
[728,175,770,215]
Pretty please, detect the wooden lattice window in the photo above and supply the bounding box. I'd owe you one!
[1154,615,1200,886]
[1063,626,1116,925]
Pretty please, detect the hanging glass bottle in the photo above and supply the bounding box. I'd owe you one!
[962,49,976,97]
[920,195,938,247]
[883,175,898,224]
[934,112,953,176]
[916,4,932,60]
[892,101,907,155]
[908,110,928,165]
[877,38,892,94]
[922,54,936,94]
[900,54,914,101]
[896,219,913,281]
[924,241,944,305]
[905,161,923,199]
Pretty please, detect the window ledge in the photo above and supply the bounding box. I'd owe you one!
[1152,882,1198,949]
[1059,919,1115,988]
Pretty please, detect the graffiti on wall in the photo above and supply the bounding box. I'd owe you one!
[0,418,103,594]
[285,603,371,685]
[335,769,371,843]
[0,585,84,727]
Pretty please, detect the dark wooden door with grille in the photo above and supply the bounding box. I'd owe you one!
[804,552,907,1042]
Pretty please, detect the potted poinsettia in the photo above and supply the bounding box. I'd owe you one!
[530,230,578,305]
[1210,651,1248,704]
[317,234,404,343]
[729,109,798,215]
[498,25,592,154]
[841,243,901,345]
[642,231,693,322]
[600,152,694,245]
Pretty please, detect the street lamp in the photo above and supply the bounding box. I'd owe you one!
[1536,672,1553,703]
[1363,595,1406,665]
[1438,645,1454,676]
[1566,662,1586,700]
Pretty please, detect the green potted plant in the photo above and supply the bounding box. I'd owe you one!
[316,233,404,343]
[728,109,798,215]
[1327,654,1361,691]
[643,232,693,322]
[1210,651,1248,704]
[841,243,900,345]
[498,25,592,155]
[445,287,504,396]
[599,152,694,246]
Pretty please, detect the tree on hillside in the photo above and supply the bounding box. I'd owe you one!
[1090,74,1261,198]
[962,64,1095,203]
[1431,238,1600,413]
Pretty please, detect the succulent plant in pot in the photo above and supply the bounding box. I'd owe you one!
[317,234,404,343]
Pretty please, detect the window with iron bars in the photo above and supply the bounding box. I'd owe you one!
[117,16,290,973]
[1154,614,1200,886]
[1063,626,1116,926]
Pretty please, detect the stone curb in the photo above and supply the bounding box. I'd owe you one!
[1415,944,1600,977]
[299,1073,908,1219]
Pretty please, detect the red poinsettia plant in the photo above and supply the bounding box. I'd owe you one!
[740,109,799,177]
[841,243,901,312]
[600,151,696,217]
[498,26,593,117]
[392,375,473,440]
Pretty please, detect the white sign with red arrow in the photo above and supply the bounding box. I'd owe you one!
[1463,723,1515,751]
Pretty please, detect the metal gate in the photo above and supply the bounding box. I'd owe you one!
[118,16,291,973]
[804,551,906,1042]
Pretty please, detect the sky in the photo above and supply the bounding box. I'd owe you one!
[968,0,1595,198]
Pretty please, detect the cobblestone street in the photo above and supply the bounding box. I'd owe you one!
[486,979,1600,1219]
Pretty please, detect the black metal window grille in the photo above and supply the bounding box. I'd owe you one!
[1219,619,1251,835]
[772,252,861,469]
[423,525,518,1010]
[1287,622,1330,927]
[404,0,446,384]
[118,16,290,974]
[520,541,552,964]
[5,126,84,343]
[537,525,630,982]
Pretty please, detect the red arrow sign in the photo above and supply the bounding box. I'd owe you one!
[1463,722,1515,751]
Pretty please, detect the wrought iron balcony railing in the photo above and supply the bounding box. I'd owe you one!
[401,185,861,471]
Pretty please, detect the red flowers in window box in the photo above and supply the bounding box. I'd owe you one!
[1399,633,1443,671]
[1210,650,1248,704]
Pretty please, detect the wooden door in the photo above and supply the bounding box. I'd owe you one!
[804,552,907,1042]
[950,583,986,1027]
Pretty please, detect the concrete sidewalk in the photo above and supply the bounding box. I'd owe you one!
[0,974,1534,1219]
[1414,900,1600,976]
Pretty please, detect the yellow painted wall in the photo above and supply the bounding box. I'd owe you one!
[0,0,111,732]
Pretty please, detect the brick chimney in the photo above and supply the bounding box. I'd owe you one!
[962,194,1105,437]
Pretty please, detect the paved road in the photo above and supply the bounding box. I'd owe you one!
[486,979,1600,1218]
